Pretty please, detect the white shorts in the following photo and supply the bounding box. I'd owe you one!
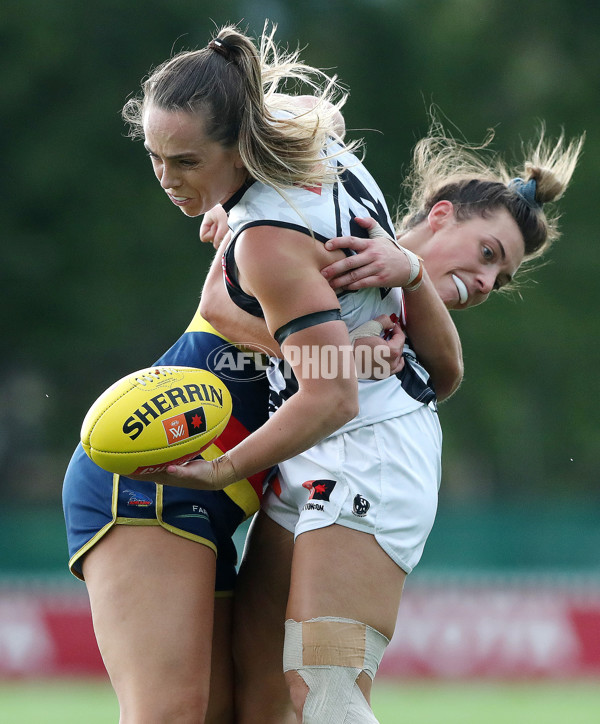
[263,404,442,574]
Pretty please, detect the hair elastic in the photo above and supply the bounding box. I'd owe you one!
[509,177,543,209]
[209,37,234,59]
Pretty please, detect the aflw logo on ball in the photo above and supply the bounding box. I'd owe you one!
[163,407,207,445]
[122,383,224,440]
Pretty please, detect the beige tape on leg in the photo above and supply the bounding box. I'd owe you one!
[283,617,389,723]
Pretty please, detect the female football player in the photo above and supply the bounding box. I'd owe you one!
[64,23,462,724]
[196,123,583,723]
[125,22,582,724]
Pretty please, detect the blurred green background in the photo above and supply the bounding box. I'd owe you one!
[1,0,598,580]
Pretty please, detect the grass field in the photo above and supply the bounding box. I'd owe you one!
[1,678,600,723]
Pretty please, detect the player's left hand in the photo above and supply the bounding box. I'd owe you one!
[200,205,231,250]
[353,316,406,379]
[321,217,409,291]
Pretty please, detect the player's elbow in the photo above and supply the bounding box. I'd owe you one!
[337,399,359,427]
[199,295,223,330]
[328,384,359,427]
[434,357,464,402]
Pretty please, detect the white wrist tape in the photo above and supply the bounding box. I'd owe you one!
[366,222,423,291]
[366,222,392,240]
[400,246,422,287]
[348,320,384,343]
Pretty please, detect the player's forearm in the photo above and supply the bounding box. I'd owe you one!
[224,377,358,482]
[221,324,359,483]
[404,269,464,401]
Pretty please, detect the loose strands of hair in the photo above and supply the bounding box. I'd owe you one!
[122,22,359,194]
[398,118,584,263]
[233,23,358,190]
[521,129,583,205]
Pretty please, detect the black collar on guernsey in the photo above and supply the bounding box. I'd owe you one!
[222,178,256,212]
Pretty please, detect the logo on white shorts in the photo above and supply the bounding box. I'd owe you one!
[302,479,337,502]
[352,494,370,517]
[302,479,337,514]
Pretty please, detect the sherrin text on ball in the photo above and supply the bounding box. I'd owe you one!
[81,366,232,476]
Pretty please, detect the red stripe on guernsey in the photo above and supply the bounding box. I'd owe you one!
[302,184,322,195]
[221,253,233,286]
[399,288,407,328]
[269,473,282,497]
[389,291,407,332]
[211,416,267,497]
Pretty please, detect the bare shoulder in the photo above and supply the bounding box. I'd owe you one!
[234,226,321,284]
[234,225,340,332]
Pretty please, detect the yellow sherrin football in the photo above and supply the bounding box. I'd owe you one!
[81,366,232,476]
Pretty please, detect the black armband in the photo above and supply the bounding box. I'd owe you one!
[274,309,342,346]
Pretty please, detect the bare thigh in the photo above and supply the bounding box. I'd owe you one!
[83,525,222,724]
[286,524,406,705]
[233,511,296,724]
[206,596,234,724]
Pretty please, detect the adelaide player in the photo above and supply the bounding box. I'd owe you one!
[62,306,272,721]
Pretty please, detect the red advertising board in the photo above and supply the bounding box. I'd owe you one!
[380,581,600,678]
[1,581,599,678]
[0,591,104,677]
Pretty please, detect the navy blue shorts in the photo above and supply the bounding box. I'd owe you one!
[63,444,247,592]
[62,314,270,593]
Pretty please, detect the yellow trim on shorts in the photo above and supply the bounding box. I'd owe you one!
[68,473,219,581]
[202,442,261,519]
[68,521,114,581]
[68,473,121,581]
[115,518,159,526]
[154,482,218,555]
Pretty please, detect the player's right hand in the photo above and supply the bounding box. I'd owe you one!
[321,217,410,291]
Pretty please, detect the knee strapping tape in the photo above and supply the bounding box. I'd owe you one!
[283,617,389,723]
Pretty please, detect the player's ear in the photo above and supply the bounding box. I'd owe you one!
[233,151,245,169]
[427,200,455,232]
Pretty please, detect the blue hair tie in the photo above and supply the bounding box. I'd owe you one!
[509,177,543,209]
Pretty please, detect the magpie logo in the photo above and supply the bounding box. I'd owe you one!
[352,494,370,517]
